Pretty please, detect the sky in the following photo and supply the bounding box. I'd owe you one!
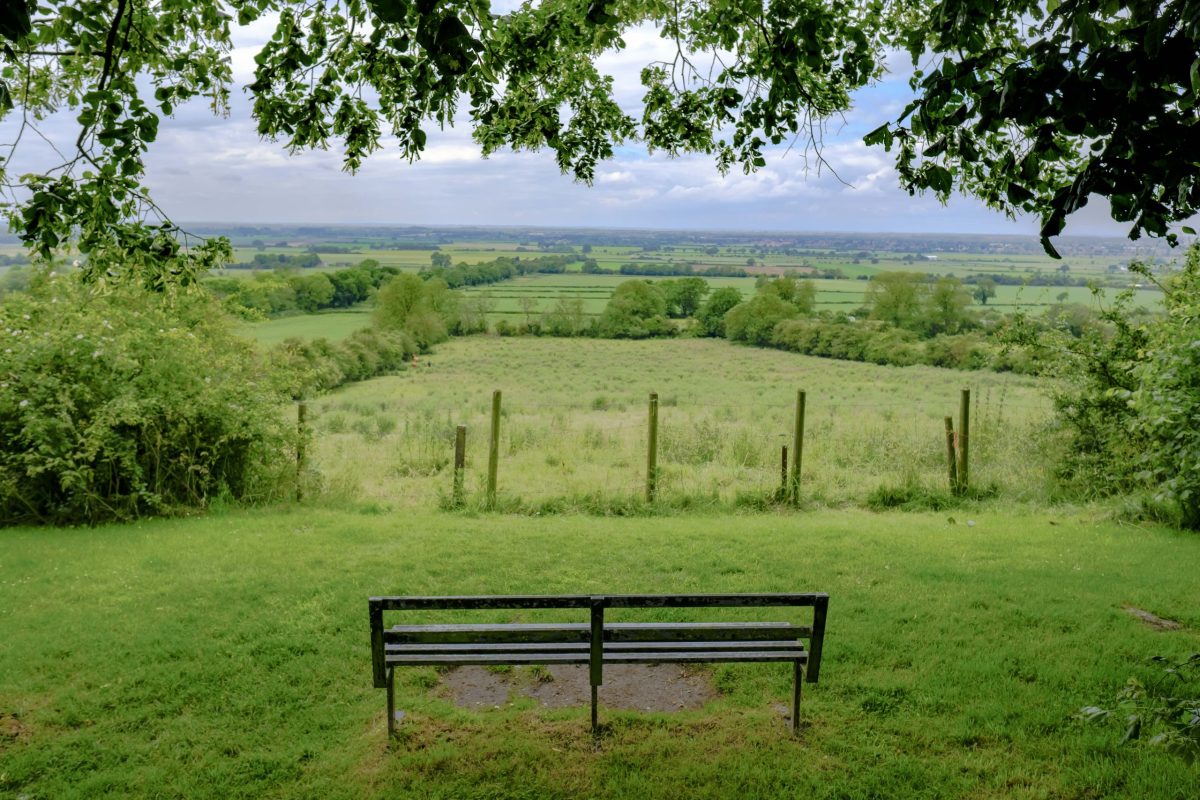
[8,13,1139,238]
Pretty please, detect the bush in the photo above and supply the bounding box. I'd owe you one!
[270,328,416,397]
[597,280,673,338]
[0,276,292,525]
[1132,247,1200,529]
[724,293,799,345]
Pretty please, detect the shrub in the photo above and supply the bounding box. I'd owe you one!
[597,280,673,338]
[0,276,292,525]
[1132,248,1200,529]
[695,287,743,337]
[270,328,416,398]
[724,293,799,345]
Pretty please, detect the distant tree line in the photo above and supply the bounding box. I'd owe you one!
[609,262,750,278]
[491,271,1132,375]
[421,254,582,288]
[227,252,323,270]
[204,260,399,317]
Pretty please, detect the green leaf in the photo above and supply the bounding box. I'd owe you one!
[926,164,953,194]
[367,0,409,25]
[863,123,892,147]
[0,0,31,43]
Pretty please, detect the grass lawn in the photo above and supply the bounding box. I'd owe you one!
[2,508,1198,798]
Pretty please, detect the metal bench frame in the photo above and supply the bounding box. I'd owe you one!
[369,593,828,738]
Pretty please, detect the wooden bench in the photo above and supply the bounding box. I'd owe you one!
[368,593,828,738]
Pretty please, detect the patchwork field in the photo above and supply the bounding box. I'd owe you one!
[1,509,1197,799]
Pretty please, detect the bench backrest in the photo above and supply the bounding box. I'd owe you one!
[369,593,828,689]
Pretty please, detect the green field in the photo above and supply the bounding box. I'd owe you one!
[305,336,1053,510]
[239,310,372,345]
[2,508,1197,799]
[460,273,1163,321]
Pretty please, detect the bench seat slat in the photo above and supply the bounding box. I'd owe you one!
[606,651,809,664]
[387,653,590,666]
[385,650,808,666]
[385,641,806,655]
[384,621,809,644]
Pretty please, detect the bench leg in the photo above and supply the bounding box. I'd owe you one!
[386,667,396,739]
[590,684,599,737]
[791,660,803,736]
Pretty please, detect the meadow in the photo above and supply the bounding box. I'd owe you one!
[2,508,1198,799]
[303,337,1055,512]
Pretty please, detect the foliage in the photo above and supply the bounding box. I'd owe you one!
[757,276,817,313]
[1079,653,1200,761]
[865,271,927,329]
[206,260,400,319]
[1131,246,1200,529]
[270,328,417,398]
[373,273,461,349]
[3,0,1197,274]
[865,0,1200,254]
[922,277,974,336]
[422,254,579,288]
[695,286,743,337]
[0,274,291,524]
[972,278,997,305]
[657,277,709,318]
[724,293,800,345]
[596,280,672,338]
[1011,294,1148,499]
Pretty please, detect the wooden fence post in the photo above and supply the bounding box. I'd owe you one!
[944,416,959,494]
[645,392,659,502]
[296,401,307,502]
[958,388,970,496]
[487,390,501,510]
[453,424,466,508]
[790,390,806,505]
[780,444,789,500]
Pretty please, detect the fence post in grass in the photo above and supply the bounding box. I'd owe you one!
[790,390,806,506]
[958,388,970,496]
[487,390,501,510]
[453,424,466,508]
[295,401,307,502]
[780,445,789,500]
[645,392,659,503]
[944,416,959,494]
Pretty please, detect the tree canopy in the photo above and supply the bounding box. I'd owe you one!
[2,0,1198,281]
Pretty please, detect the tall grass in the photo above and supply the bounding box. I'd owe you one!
[305,337,1055,512]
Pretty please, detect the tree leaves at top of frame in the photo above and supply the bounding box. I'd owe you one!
[0,0,32,44]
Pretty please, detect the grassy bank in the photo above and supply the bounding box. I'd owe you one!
[2,508,1198,798]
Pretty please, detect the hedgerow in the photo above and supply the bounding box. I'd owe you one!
[0,275,293,525]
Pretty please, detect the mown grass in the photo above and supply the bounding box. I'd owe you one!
[307,336,1055,511]
[1,508,1198,798]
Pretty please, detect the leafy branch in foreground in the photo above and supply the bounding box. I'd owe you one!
[1079,653,1200,761]
[2,1,1198,281]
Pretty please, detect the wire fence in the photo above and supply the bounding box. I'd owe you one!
[301,385,1055,511]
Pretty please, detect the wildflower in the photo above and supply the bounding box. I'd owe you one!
[19,399,28,407]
